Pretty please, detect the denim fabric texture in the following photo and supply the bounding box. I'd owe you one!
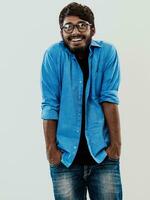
[50,156,122,200]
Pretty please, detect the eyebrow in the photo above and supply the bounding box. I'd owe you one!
[63,20,87,26]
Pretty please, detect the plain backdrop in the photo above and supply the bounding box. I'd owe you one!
[0,0,150,199]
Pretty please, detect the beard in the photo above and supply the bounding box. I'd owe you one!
[62,34,92,54]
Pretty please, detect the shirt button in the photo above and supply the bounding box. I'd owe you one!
[79,80,82,83]
[73,146,77,149]
[76,130,79,133]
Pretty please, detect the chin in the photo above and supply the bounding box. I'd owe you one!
[67,41,90,53]
[69,44,86,51]
[71,47,87,53]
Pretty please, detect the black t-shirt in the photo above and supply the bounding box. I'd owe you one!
[72,51,97,165]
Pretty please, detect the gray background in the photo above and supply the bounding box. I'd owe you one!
[0,0,150,199]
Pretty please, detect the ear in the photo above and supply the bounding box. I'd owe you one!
[60,30,63,37]
[91,27,95,36]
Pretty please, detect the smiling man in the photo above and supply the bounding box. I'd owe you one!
[61,16,94,54]
[41,2,122,200]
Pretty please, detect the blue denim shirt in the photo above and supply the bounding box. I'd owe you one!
[40,40,120,167]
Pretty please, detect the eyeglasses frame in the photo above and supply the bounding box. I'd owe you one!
[61,21,92,34]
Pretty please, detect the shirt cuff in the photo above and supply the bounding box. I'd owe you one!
[99,90,119,104]
[41,107,59,120]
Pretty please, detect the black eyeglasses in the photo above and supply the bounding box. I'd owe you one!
[61,21,92,34]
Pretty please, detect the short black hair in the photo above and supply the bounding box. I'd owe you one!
[59,2,95,29]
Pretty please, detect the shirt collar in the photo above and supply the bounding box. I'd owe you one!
[90,40,101,48]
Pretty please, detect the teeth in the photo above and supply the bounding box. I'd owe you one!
[71,38,82,42]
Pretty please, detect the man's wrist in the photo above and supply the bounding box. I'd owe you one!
[110,142,121,146]
[46,143,57,159]
[46,143,57,151]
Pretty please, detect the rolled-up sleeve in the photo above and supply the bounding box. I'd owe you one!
[99,45,121,104]
[40,50,60,120]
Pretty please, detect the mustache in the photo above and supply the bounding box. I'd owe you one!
[67,35,86,41]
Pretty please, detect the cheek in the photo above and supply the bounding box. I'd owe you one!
[84,34,92,40]
[84,30,92,37]
[61,32,68,40]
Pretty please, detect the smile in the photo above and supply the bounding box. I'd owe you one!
[71,38,83,42]
[68,36,84,43]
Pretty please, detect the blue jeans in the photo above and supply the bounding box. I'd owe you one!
[49,156,122,200]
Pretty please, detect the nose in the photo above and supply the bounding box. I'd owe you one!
[71,25,80,34]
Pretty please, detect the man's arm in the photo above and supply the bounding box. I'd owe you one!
[102,102,121,159]
[98,45,121,159]
[41,50,61,165]
[43,120,62,165]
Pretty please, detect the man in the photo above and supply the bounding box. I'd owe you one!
[40,2,122,200]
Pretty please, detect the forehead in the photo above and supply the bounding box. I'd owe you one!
[63,16,85,25]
